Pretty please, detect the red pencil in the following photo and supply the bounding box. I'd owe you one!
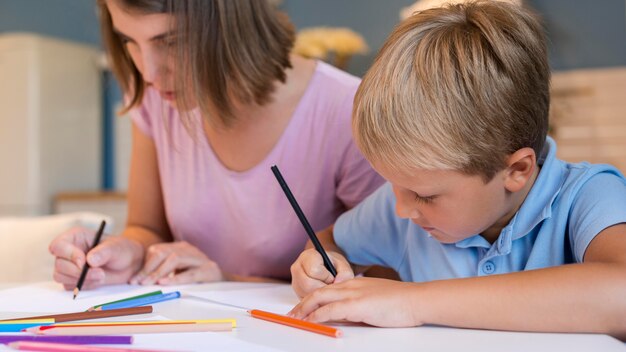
[249,309,342,338]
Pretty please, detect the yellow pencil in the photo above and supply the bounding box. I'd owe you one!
[24,319,236,333]
[0,319,54,324]
[50,319,236,327]
[29,322,233,335]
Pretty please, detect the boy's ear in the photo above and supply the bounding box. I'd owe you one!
[503,147,537,193]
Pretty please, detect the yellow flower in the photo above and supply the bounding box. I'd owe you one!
[293,27,368,61]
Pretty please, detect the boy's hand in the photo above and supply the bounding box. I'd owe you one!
[290,248,354,298]
[288,277,422,327]
[291,249,354,298]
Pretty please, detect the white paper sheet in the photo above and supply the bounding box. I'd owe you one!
[0,281,176,314]
[0,282,291,352]
[182,283,298,314]
[130,332,283,352]
[0,333,282,352]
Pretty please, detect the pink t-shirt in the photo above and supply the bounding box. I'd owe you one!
[129,61,384,280]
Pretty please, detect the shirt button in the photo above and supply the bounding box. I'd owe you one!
[482,261,496,274]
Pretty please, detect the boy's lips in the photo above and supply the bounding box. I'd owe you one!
[411,219,434,232]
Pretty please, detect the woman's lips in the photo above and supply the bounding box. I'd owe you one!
[160,91,176,101]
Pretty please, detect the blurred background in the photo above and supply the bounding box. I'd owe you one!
[0,0,625,232]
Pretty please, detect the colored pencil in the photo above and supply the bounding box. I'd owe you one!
[88,290,163,311]
[0,319,54,324]
[73,220,106,300]
[30,322,233,335]
[25,319,236,332]
[271,165,337,277]
[0,319,54,333]
[0,306,153,323]
[0,335,132,345]
[249,309,342,338]
[8,341,173,352]
[96,291,180,311]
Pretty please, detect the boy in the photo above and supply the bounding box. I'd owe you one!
[288,0,626,338]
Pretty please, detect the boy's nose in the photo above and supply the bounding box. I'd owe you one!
[395,202,420,220]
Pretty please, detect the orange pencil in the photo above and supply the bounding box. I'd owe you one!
[249,309,342,338]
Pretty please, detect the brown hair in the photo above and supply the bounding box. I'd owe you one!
[97,0,295,127]
[353,0,550,181]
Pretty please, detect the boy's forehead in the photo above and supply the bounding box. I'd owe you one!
[372,161,457,189]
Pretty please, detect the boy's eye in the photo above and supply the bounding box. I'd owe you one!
[414,193,435,204]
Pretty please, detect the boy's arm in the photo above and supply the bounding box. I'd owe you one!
[413,223,626,338]
[291,223,626,339]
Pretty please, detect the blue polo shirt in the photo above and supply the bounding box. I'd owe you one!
[334,138,626,281]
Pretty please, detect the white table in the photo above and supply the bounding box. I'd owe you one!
[0,282,624,352]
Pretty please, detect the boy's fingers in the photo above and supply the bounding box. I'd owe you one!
[330,254,354,284]
[293,274,327,299]
[289,287,339,319]
[333,270,354,284]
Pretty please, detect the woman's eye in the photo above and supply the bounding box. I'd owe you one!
[159,38,176,47]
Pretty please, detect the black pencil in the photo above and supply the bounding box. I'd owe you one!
[271,165,337,277]
[73,220,106,300]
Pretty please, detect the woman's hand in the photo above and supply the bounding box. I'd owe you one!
[49,227,145,290]
[129,241,224,285]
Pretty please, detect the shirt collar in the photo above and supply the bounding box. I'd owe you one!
[455,137,565,252]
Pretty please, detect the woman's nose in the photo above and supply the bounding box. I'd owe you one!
[138,50,168,87]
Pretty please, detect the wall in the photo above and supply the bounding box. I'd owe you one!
[1,0,625,190]
[5,0,625,75]
[526,0,626,71]
[0,0,100,47]
[282,0,416,76]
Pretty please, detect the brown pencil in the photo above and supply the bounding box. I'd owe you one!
[0,306,153,323]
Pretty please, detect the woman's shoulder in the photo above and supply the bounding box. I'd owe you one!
[311,61,361,92]
[297,61,360,117]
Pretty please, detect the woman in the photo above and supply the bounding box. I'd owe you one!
[49,0,383,289]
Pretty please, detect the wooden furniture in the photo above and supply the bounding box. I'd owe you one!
[551,66,626,174]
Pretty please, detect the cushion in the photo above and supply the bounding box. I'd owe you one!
[0,212,113,283]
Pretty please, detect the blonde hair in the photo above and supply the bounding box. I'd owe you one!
[353,0,550,181]
[98,0,295,127]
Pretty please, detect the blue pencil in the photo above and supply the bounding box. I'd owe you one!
[97,291,181,311]
[0,322,53,333]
